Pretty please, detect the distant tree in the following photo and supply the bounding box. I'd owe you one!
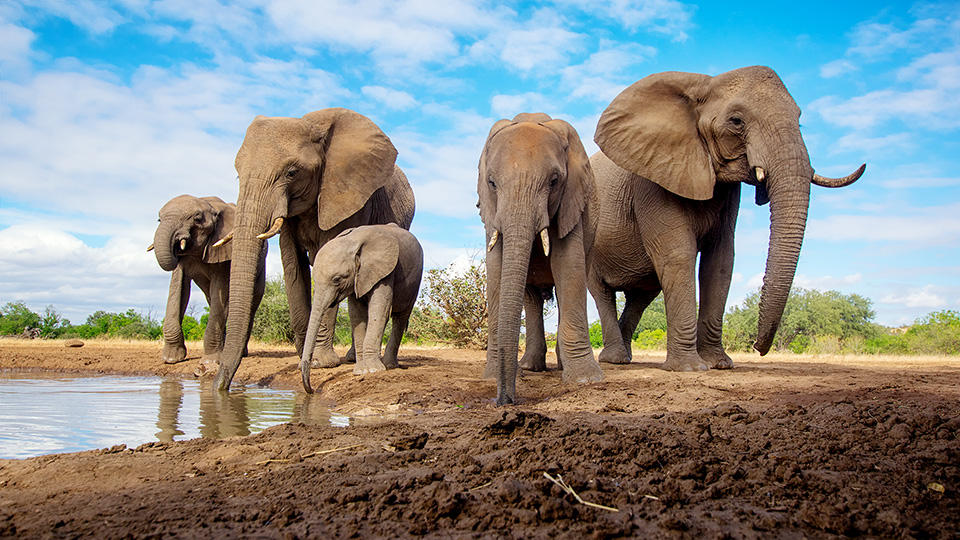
[0,301,41,335]
[38,305,71,338]
[251,274,295,344]
[416,258,487,349]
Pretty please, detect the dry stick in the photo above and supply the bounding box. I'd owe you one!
[257,444,364,465]
[542,472,620,513]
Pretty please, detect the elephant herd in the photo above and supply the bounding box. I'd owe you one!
[150,65,864,405]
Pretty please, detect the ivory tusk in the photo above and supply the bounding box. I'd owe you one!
[540,228,550,257]
[146,243,154,252]
[755,166,766,183]
[180,239,188,251]
[487,230,499,252]
[257,217,284,240]
[812,163,866,188]
[212,232,233,248]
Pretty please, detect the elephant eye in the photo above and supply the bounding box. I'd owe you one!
[549,174,559,188]
[729,116,744,127]
[488,178,497,190]
[285,168,299,179]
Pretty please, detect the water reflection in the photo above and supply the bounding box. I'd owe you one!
[0,372,349,459]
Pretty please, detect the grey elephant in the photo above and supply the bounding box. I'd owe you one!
[149,195,266,366]
[214,108,415,390]
[479,112,604,406]
[300,224,423,393]
[588,65,864,371]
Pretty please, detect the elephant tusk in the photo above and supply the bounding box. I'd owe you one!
[146,243,154,252]
[257,217,284,240]
[212,232,233,248]
[812,163,866,188]
[487,230,499,252]
[540,228,550,257]
[180,239,188,251]
[754,166,766,183]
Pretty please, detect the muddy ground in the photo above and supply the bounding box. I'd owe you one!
[0,339,957,539]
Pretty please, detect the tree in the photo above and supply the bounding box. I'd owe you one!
[0,301,40,335]
[416,258,487,349]
[251,274,295,344]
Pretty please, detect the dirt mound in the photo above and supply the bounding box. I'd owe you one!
[0,340,957,538]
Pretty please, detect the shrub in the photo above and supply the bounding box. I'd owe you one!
[634,329,666,350]
[417,258,487,349]
[0,301,41,335]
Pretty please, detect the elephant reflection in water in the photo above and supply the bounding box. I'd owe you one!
[154,379,252,440]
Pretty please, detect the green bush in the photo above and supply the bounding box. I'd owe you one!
[416,259,487,349]
[0,301,40,335]
[634,329,666,350]
[588,320,603,349]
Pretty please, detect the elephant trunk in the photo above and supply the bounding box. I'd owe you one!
[153,220,182,272]
[300,288,339,393]
[495,232,533,405]
[754,154,812,355]
[214,189,272,390]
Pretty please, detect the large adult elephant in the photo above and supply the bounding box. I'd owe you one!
[589,66,864,371]
[479,113,604,406]
[149,195,266,367]
[214,108,415,390]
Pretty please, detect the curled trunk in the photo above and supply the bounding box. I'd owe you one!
[153,221,181,272]
[494,231,534,405]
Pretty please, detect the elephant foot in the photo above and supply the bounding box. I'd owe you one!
[661,353,709,372]
[381,354,399,370]
[598,345,631,365]
[354,359,388,375]
[519,351,547,372]
[161,343,187,364]
[561,356,605,384]
[311,348,342,369]
[343,345,357,364]
[193,356,220,377]
[699,348,734,369]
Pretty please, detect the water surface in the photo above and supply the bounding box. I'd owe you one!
[0,371,347,459]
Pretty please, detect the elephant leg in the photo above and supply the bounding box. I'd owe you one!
[343,303,357,364]
[697,227,735,369]
[200,271,226,367]
[520,285,547,372]
[352,291,390,375]
[161,266,189,364]
[310,301,342,368]
[653,247,708,372]
[482,246,502,380]
[280,229,311,357]
[589,273,630,365]
[383,307,411,370]
[619,289,661,361]
[551,225,604,384]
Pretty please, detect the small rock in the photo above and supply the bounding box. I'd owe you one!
[64,339,84,348]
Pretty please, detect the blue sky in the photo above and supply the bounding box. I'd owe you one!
[1,0,958,330]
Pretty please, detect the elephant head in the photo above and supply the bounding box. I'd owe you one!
[300,226,401,392]
[595,66,864,355]
[215,108,399,390]
[478,112,594,405]
[150,195,234,270]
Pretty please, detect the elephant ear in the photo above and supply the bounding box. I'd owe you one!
[477,119,515,228]
[303,108,399,231]
[595,71,715,200]
[354,229,400,298]
[542,119,594,238]
[202,197,235,264]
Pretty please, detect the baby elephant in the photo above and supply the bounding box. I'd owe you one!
[149,194,266,367]
[300,224,423,393]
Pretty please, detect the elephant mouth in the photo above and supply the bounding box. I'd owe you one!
[174,238,189,255]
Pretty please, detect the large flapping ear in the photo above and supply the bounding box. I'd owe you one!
[303,108,398,231]
[202,196,235,264]
[477,119,515,228]
[595,71,715,200]
[542,119,595,238]
[354,228,400,298]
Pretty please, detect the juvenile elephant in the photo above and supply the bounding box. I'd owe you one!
[300,224,423,393]
[479,112,604,406]
[149,195,266,366]
[215,108,415,390]
[589,66,864,371]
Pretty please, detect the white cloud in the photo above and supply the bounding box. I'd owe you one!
[560,43,657,102]
[805,202,960,247]
[880,285,949,309]
[468,9,584,73]
[879,176,960,189]
[490,92,554,119]
[361,85,417,110]
[820,59,858,79]
[793,273,863,290]
[555,0,694,42]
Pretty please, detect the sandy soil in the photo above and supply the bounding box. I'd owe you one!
[1,338,957,539]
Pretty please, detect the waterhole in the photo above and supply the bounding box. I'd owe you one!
[0,371,348,459]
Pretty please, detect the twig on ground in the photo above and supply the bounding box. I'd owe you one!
[542,472,620,513]
[301,444,364,459]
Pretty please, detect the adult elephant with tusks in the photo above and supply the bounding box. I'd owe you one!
[214,108,415,391]
[479,113,604,406]
[588,65,864,372]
